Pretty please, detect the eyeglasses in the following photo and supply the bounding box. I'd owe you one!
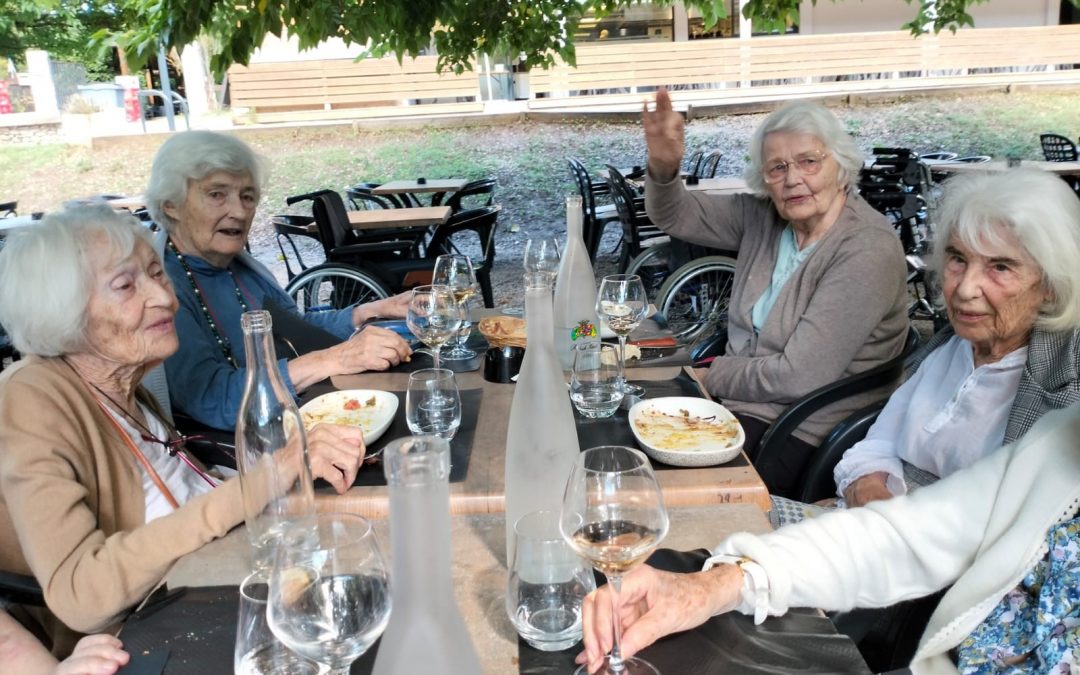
[762,151,829,184]
[140,431,235,488]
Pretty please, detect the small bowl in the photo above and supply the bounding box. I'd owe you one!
[628,397,744,467]
[298,390,398,445]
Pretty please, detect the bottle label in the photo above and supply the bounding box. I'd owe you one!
[569,319,598,341]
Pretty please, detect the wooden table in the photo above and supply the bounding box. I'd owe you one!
[342,205,452,230]
[922,159,1080,176]
[166,504,772,675]
[686,176,751,194]
[372,179,469,195]
[320,366,770,518]
[106,195,147,211]
[0,215,37,231]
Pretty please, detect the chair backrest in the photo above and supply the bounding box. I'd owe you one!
[695,150,722,179]
[683,149,703,176]
[346,184,402,210]
[1040,133,1079,162]
[442,178,496,213]
[0,201,16,218]
[310,191,358,252]
[427,205,501,270]
[796,399,888,503]
[271,214,319,280]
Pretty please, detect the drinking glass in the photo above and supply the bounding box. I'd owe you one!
[267,513,391,675]
[596,274,650,398]
[524,237,561,286]
[560,446,669,675]
[235,572,321,675]
[506,509,596,652]
[432,254,480,361]
[570,343,623,419]
[406,284,462,371]
[405,368,462,440]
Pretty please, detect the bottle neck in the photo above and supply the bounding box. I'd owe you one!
[524,285,556,346]
[566,202,584,243]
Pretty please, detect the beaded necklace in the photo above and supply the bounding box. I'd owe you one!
[166,237,249,368]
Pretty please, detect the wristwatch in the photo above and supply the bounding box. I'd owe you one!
[701,553,770,625]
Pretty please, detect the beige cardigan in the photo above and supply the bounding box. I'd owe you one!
[0,356,244,656]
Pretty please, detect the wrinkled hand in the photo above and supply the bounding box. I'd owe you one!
[577,564,742,673]
[843,472,893,508]
[306,423,365,493]
[354,292,411,324]
[332,326,412,374]
[641,88,685,182]
[55,634,129,675]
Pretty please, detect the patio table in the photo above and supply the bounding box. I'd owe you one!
[304,205,452,231]
[371,179,469,196]
[922,158,1080,176]
[106,195,147,211]
[0,215,38,231]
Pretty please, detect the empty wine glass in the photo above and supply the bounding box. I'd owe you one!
[267,513,391,675]
[560,446,668,675]
[406,284,462,371]
[524,237,561,286]
[433,254,480,361]
[596,274,649,398]
[405,368,462,440]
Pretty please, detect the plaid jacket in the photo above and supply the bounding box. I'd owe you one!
[906,325,1080,444]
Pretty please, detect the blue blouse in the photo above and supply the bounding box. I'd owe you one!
[164,252,354,430]
[956,515,1080,673]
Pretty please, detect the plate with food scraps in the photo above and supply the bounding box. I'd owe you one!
[299,390,399,446]
[599,303,657,339]
[628,397,744,467]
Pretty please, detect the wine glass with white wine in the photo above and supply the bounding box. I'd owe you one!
[406,284,462,371]
[560,445,668,675]
[432,254,480,361]
[596,274,649,398]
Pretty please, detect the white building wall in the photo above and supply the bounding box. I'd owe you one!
[249,33,366,63]
[798,0,1060,34]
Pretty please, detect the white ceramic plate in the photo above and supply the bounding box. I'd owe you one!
[599,303,657,339]
[628,397,744,467]
[298,390,399,445]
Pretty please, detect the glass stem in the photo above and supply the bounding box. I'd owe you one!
[328,667,351,675]
[608,574,626,671]
[616,335,628,389]
[432,345,441,371]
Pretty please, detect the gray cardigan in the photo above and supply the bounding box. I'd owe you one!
[645,175,909,444]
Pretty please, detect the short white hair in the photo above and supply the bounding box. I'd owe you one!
[743,100,864,197]
[0,205,152,356]
[145,130,266,231]
[931,169,1080,332]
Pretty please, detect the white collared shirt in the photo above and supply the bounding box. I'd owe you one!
[833,335,1026,498]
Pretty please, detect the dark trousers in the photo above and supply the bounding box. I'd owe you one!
[737,413,819,499]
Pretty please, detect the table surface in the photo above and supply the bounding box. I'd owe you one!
[165,504,772,675]
[922,158,1080,175]
[106,195,147,211]
[0,215,37,231]
[685,176,751,193]
[372,179,469,195]
[341,205,452,230]
[321,365,770,518]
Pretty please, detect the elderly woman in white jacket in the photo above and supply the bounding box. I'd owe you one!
[578,402,1080,674]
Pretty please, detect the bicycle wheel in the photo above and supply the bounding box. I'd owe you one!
[285,263,391,315]
[625,242,672,301]
[655,255,737,345]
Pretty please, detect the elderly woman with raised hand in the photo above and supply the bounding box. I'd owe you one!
[579,401,1080,674]
[146,130,412,431]
[0,206,364,656]
[643,91,909,496]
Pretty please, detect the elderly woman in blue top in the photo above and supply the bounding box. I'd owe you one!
[146,131,411,430]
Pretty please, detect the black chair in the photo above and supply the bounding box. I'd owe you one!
[606,165,668,272]
[435,178,496,213]
[752,325,922,499]
[917,151,957,161]
[426,205,501,308]
[682,149,704,177]
[695,150,722,179]
[953,155,991,163]
[1040,133,1078,162]
[0,569,44,606]
[346,183,405,210]
[271,214,321,282]
[568,157,621,261]
[0,201,16,218]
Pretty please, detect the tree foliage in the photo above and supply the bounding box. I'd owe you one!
[1,1,125,79]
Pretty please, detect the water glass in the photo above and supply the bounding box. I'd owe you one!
[406,368,462,440]
[570,343,623,419]
[506,510,596,652]
[524,237,561,286]
[235,572,321,675]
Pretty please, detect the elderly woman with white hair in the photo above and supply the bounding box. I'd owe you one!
[146,130,411,431]
[643,91,909,496]
[0,206,364,657]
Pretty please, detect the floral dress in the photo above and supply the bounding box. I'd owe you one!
[956,515,1080,673]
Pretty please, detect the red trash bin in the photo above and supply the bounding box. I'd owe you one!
[123,86,141,122]
[0,81,12,114]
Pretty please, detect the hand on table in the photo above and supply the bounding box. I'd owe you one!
[577,564,743,674]
[334,326,412,373]
[641,88,685,183]
[55,634,129,675]
[307,424,366,493]
[843,471,893,508]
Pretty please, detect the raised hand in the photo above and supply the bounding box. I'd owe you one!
[641,88,685,182]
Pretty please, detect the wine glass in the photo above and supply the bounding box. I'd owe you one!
[405,368,462,440]
[596,274,650,398]
[406,284,462,371]
[560,446,669,675]
[432,254,480,361]
[267,513,391,675]
[524,236,561,286]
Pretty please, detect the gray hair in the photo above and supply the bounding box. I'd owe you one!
[0,205,152,357]
[931,169,1080,332]
[743,100,864,197]
[145,130,266,230]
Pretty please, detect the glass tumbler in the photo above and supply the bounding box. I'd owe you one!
[234,572,321,675]
[506,509,596,652]
[406,368,462,440]
[570,343,623,419]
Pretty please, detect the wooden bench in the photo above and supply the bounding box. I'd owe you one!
[228,55,484,123]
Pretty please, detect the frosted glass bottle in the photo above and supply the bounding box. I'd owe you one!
[505,273,582,566]
[372,436,483,675]
[553,195,601,371]
[235,309,316,572]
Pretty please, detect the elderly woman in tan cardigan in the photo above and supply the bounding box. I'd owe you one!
[0,205,365,657]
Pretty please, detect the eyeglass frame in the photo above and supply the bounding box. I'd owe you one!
[761,150,831,184]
